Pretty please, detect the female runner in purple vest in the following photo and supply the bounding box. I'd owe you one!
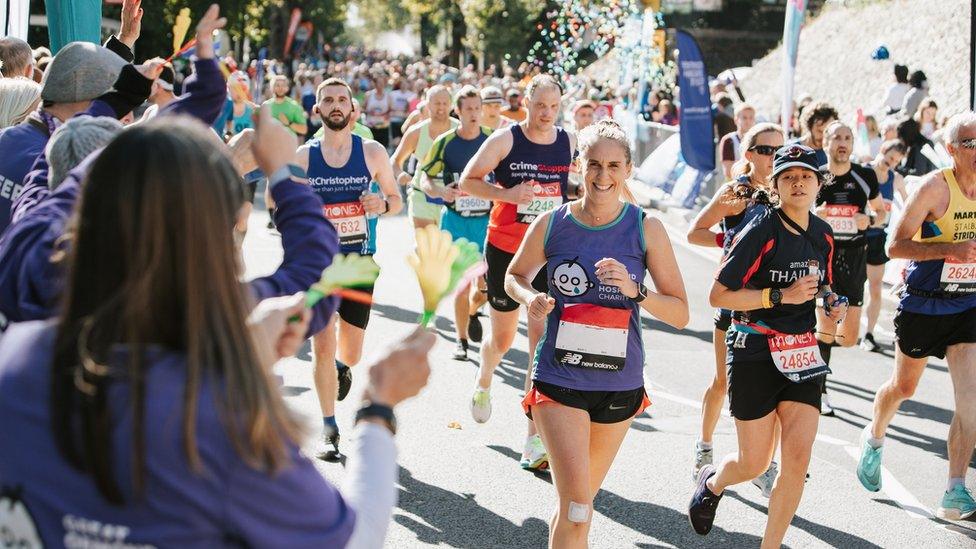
[505,120,689,548]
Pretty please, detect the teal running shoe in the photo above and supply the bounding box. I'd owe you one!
[938,485,976,520]
[856,427,882,492]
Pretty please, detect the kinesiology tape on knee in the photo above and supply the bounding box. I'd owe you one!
[567,501,590,523]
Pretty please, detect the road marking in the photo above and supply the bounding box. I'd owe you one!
[843,445,935,520]
[648,383,944,524]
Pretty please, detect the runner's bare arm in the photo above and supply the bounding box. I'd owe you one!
[869,193,888,227]
[888,172,976,261]
[506,212,554,320]
[364,141,403,215]
[459,130,515,202]
[391,126,421,185]
[711,275,819,311]
[641,217,689,328]
[894,172,909,203]
[688,183,740,247]
[294,145,311,176]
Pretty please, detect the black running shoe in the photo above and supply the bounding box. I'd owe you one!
[467,313,483,343]
[319,429,341,462]
[859,332,881,353]
[688,465,723,535]
[337,361,352,401]
[453,339,468,361]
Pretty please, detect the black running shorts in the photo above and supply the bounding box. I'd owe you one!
[865,231,889,266]
[728,359,822,421]
[485,241,548,312]
[338,285,374,330]
[714,308,732,332]
[894,307,976,359]
[528,381,649,424]
[831,243,868,307]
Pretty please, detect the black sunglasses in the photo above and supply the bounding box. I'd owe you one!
[748,145,778,156]
[956,138,976,150]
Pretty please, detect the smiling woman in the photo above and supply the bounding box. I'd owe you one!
[503,119,688,549]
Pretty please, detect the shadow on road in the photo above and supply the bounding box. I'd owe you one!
[395,466,549,548]
[725,491,883,548]
[873,498,976,541]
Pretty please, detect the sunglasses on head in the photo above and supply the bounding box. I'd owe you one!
[956,138,976,150]
[748,145,778,156]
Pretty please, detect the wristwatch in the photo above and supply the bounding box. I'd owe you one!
[355,402,397,434]
[268,163,307,189]
[769,288,783,307]
[631,282,648,303]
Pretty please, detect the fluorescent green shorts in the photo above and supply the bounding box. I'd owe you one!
[408,186,443,223]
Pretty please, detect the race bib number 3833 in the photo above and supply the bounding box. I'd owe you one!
[516,182,562,224]
[824,204,859,237]
[323,201,367,247]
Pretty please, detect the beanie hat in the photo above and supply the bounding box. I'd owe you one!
[45,115,123,189]
[41,42,127,104]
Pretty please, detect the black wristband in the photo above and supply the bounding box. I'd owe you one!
[355,403,397,434]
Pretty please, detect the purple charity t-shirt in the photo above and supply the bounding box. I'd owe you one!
[0,321,355,548]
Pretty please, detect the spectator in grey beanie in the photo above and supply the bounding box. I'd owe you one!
[0,41,153,236]
[44,116,123,190]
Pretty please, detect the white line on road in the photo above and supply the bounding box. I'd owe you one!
[648,384,946,524]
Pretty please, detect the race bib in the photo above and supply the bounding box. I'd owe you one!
[824,204,860,237]
[768,331,829,382]
[516,181,563,224]
[323,201,368,247]
[939,259,976,293]
[455,190,491,216]
[554,303,629,371]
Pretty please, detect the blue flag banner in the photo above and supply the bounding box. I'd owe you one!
[675,30,714,173]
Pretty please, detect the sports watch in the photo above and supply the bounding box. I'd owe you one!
[355,402,397,435]
[632,282,648,303]
[769,288,783,307]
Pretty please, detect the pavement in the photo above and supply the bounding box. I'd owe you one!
[242,197,976,548]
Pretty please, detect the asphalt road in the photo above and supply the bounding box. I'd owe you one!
[242,201,976,549]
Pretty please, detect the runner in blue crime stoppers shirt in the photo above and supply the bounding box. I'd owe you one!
[689,144,848,548]
[507,120,689,548]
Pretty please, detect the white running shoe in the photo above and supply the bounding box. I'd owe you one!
[520,434,549,470]
[470,387,492,423]
[751,461,779,498]
[820,392,835,416]
[693,441,713,480]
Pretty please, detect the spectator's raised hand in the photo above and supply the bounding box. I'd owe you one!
[194,4,227,60]
[119,0,144,49]
[252,105,298,176]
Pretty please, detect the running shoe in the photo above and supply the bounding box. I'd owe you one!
[751,461,778,498]
[688,465,722,536]
[856,427,883,492]
[820,392,835,416]
[470,387,492,423]
[337,361,352,402]
[937,485,976,520]
[859,332,881,353]
[467,312,483,343]
[520,434,549,471]
[318,428,341,461]
[692,441,713,480]
[453,339,468,361]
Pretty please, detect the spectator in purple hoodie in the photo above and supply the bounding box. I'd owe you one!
[0,45,435,548]
[0,0,144,235]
